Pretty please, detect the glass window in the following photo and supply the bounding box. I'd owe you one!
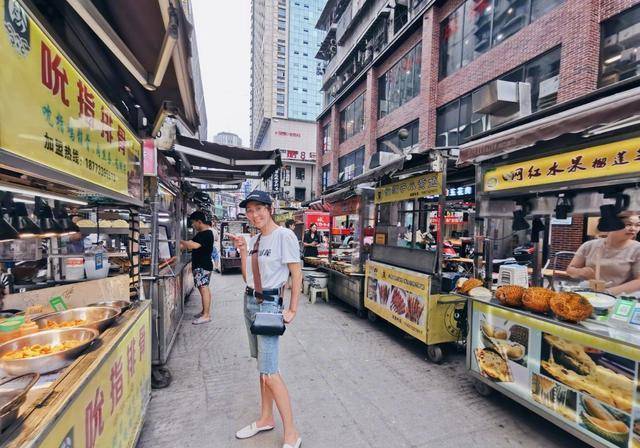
[531,0,563,21]
[338,146,365,182]
[377,120,420,154]
[439,5,464,78]
[492,0,530,45]
[295,167,305,180]
[277,93,285,103]
[339,93,365,142]
[322,164,331,190]
[294,188,306,201]
[461,0,493,66]
[436,47,561,144]
[376,200,436,250]
[439,0,564,78]
[378,43,422,118]
[600,5,640,87]
[322,123,332,153]
[435,100,461,147]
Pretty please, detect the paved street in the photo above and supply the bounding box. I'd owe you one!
[138,272,587,448]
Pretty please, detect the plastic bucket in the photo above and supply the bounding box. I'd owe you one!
[308,272,328,288]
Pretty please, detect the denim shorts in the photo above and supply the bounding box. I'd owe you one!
[243,294,281,375]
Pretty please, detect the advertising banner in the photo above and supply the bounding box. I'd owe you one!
[483,136,640,192]
[374,172,442,204]
[40,304,151,448]
[365,260,429,343]
[305,212,330,232]
[470,301,640,448]
[0,0,142,199]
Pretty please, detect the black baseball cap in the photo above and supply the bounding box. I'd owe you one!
[189,211,207,222]
[239,190,273,208]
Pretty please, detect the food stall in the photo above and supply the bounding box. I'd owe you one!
[0,0,150,445]
[364,156,475,362]
[464,128,640,447]
[308,188,374,315]
[141,151,195,370]
[295,209,330,257]
[219,220,253,274]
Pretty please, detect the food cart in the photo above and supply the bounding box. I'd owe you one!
[140,151,195,372]
[219,220,253,274]
[464,127,640,447]
[364,156,474,362]
[309,188,374,315]
[0,0,150,444]
[295,209,330,257]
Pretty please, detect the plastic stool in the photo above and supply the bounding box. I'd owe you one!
[303,280,311,295]
[309,286,329,304]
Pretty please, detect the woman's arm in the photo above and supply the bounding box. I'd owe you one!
[179,240,201,250]
[230,235,248,282]
[609,277,640,296]
[284,262,302,323]
[566,253,595,280]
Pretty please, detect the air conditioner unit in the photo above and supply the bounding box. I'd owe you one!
[539,75,559,99]
[472,80,532,118]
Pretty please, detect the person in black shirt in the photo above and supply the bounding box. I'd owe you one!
[180,211,214,325]
[302,223,321,259]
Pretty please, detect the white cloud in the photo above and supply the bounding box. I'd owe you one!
[192,0,251,146]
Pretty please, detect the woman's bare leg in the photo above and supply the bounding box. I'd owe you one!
[264,373,299,444]
[256,376,275,427]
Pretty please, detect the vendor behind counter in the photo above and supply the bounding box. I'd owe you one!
[568,209,640,296]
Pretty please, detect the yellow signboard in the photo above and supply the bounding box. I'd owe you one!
[40,305,151,448]
[374,172,442,204]
[365,260,430,342]
[0,0,142,199]
[483,137,640,192]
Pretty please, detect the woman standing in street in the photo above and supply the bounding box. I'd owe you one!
[302,223,320,260]
[230,191,302,448]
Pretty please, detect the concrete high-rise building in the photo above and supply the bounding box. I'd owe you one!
[250,0,327,203]
[213,132,243,146]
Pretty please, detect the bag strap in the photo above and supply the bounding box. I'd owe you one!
[251,234,262,293]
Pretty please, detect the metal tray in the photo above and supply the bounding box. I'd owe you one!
[0,328,98,375]
[33,307,119,333]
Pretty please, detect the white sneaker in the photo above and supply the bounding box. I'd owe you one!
[283,437,302,448]
[235,422,275,439]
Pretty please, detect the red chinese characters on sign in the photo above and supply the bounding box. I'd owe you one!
[77,80,95,119]
[110,358,124,414]
[138,325,146,361]
[275,131,301,137]
[117,126,126,155]
[85,388,105,448]
[100,106,113,143]
[284,150,316,161]
[41,41,69,106]
[127,338,136,377]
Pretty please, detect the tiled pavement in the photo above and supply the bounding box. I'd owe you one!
[138,272,587,448]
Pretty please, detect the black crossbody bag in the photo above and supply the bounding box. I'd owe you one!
[249,235,286,336]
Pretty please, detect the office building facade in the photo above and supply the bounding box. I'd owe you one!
[251,0,327,202]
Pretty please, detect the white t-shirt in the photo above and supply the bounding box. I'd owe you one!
[246,227,301,290]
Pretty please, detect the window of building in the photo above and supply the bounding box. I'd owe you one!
[278,45,286,54]
[277,93,285,104]
[295,167,305,180]
[339,92,365,142]
[600,4,640,87]
[295,188,306,201]
[302,76,308,80]
[322,123,332,154]
[322,164,331,190]
[278,7,286,18]
[377,120,420,154]
[436,47,561,146]
[378,43,422,118]
[277,69,286,79]
[277,105,285,116]
[439,0,564,78]
[338,146,365,182]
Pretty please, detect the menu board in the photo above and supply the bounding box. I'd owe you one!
[365,260,429,343]
[470,301,640,448]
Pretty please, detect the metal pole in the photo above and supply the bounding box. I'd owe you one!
[437,155,447,291]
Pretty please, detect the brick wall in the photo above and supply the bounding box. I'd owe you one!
[315,0,640,196]
[550,216,585,269]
